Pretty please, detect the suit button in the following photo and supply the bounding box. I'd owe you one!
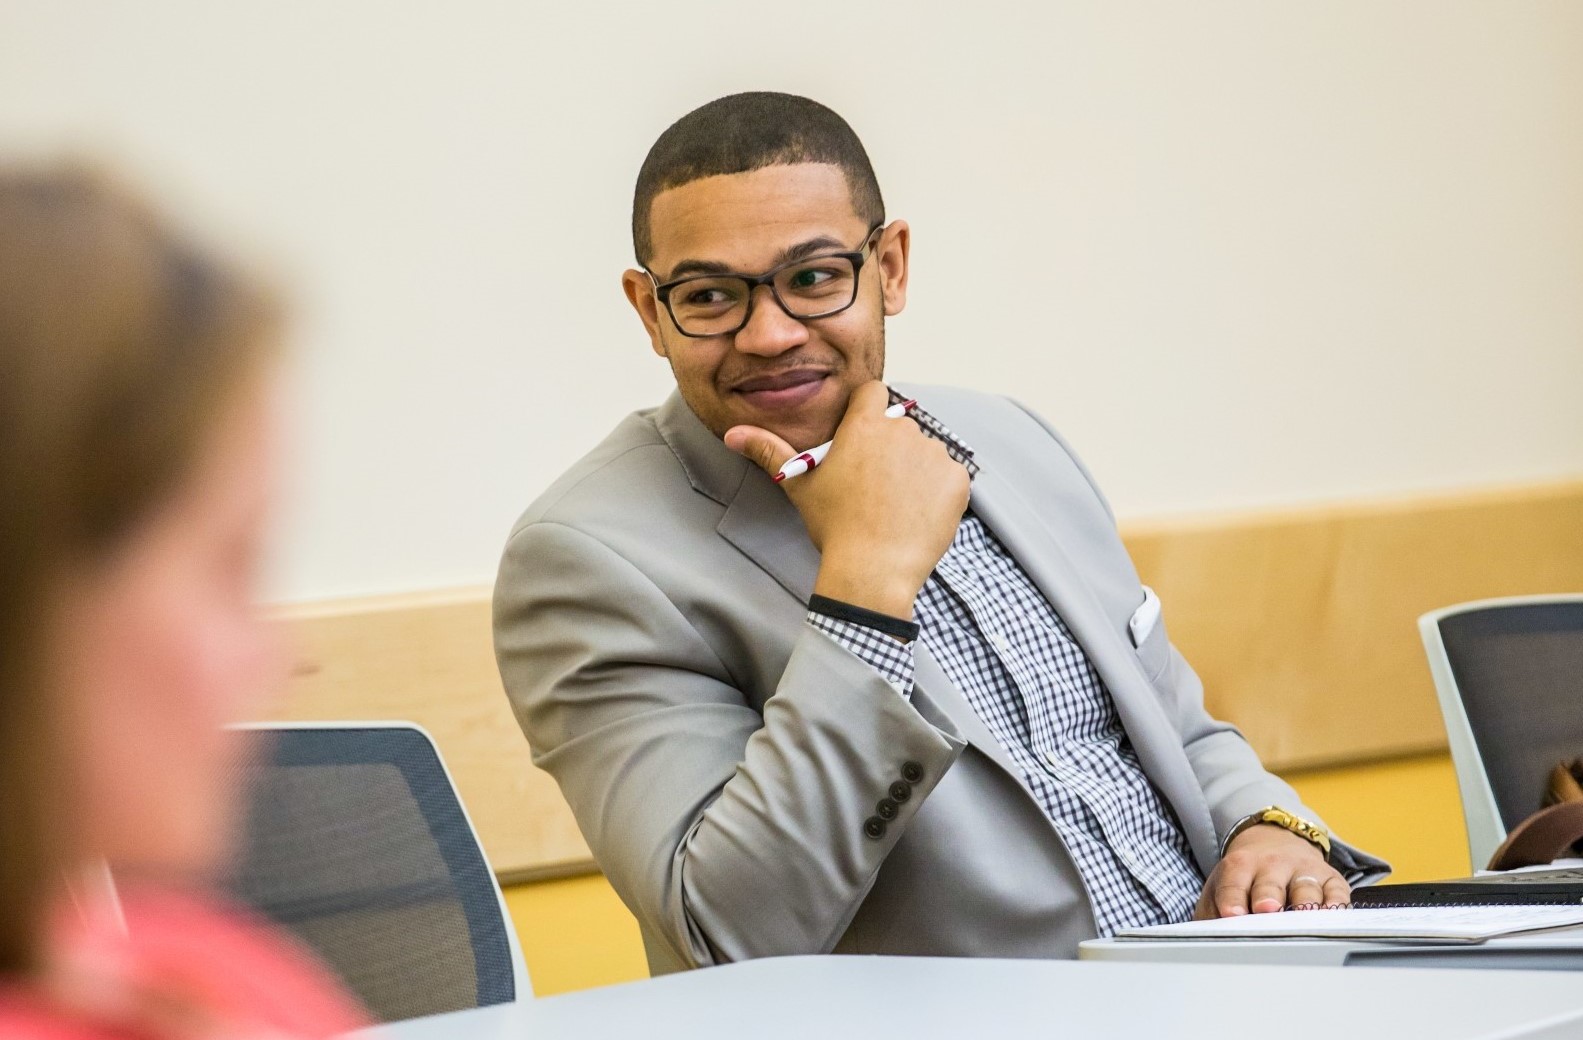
[863,816,887,840]
[889,781,912,803]
[876,798,899,820]
[901,761,924,784]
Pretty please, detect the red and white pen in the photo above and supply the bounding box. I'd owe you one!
[773,399,917,484]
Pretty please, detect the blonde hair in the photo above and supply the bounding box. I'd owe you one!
[0,166,278,975]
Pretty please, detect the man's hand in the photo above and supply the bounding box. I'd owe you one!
[1193,824,1351,919]
[724,380,970,620]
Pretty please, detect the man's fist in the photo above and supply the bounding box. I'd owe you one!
[726,381,969,619]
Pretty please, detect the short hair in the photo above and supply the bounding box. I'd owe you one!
[632,92,885,266]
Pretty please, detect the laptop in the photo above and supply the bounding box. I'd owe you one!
[1351,865,1583,908]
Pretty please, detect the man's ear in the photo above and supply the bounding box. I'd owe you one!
[622,268,669,358]
[876,220,910,317]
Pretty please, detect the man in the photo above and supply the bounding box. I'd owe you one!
[493,92,1387,974]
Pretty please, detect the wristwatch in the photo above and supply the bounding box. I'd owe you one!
[1220,806,1332,861]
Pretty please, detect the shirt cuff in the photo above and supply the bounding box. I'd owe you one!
[807,611,916,698]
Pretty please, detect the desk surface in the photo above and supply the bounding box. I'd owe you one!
[355,955,1583,1040]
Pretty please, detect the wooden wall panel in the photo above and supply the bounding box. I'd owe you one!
[270,479,1583,879]
[1122,480,1583,770]
[270,589,593,883]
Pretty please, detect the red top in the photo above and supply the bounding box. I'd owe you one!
[0,885,368,1039]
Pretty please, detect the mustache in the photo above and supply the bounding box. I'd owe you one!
[719,356,843,391]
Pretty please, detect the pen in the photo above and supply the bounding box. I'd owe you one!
[773,399,918,483]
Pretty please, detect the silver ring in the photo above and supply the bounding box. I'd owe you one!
[1293,875,1321,885]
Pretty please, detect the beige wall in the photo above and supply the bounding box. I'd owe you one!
[2,2,1580,602]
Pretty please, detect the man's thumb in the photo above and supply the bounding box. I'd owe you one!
[724,425,797,476]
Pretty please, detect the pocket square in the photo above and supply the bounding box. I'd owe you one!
[1129,585,1162,648]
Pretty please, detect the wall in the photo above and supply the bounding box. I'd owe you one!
[2,1,1579,602]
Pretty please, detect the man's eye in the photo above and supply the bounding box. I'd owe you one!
[788,268,835,289]
[685,287,735,306]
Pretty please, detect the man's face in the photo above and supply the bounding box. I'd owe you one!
[623,163,909,451]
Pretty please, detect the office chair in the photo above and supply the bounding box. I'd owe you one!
[1420,595,1583,870]
[226,722,529,1023]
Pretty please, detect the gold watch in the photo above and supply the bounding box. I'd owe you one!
[1220,806,1331,861]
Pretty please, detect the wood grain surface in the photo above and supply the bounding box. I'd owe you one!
[1126,479,1583,769]
[270,588,592,883]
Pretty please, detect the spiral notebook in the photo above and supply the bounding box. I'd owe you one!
[1348,864,1583,908]
[1115,904,1583,944]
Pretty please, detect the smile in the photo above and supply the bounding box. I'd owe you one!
[731,370,830,412]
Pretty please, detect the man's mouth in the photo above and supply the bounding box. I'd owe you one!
[731,369,830,411]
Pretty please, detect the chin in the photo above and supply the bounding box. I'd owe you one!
[784,421,841,453]
[767,400,844,451]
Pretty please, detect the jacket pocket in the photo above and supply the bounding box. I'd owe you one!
[1129,586,1171,683]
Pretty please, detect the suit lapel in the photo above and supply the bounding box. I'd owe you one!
[716,464,820,603]
[967,465,1220,867]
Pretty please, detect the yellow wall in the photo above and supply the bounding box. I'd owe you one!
[503,873,648,996]
[504,752,1472,995]
[1285,753,1471,885]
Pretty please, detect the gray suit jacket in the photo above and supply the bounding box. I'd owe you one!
[493,384,1387,975]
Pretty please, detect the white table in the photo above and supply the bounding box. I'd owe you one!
[1081,924,1583,970]
[353,955,1583,1040]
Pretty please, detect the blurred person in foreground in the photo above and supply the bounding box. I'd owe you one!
[0,167,366,1039]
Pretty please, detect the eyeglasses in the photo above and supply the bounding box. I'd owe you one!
[648,225,883,338]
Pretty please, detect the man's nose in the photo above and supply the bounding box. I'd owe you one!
[732,284,808,357]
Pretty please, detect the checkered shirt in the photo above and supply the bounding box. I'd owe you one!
[806,397,1205,935]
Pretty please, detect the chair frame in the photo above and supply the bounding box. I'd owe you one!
[232,719,531,1003]
[1419,593,1583,871]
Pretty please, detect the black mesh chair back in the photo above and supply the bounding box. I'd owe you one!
[225,724,525,1023]
[1422,597,1583,868]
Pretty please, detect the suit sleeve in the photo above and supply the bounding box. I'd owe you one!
[492,520,966,969]
[1006,399,1390,885]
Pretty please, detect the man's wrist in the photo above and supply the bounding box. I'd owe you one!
[808,594,920,643]
[812,554,922,620]
[1221,806,1332,861]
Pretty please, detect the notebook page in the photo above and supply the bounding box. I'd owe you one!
[1116,905,1583,942]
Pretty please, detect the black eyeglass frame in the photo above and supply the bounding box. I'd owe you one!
[647,224,885,339]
